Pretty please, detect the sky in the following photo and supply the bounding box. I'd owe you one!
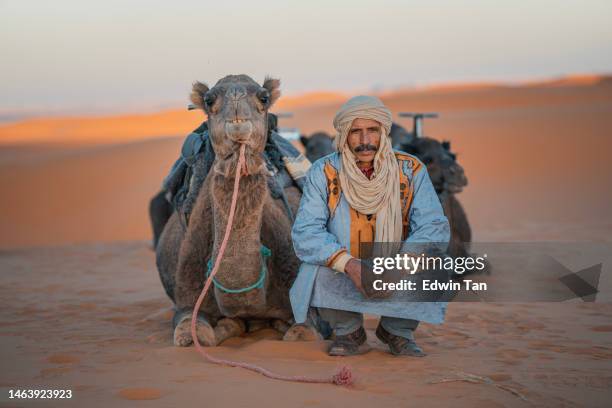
[1,0,611,116]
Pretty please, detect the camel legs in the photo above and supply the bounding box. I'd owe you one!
[172,309,217,347]
[283,323,323,342]
[214,318,246,345]
[271,319,291,334]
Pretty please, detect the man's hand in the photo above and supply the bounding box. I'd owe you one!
[344,258,366,296]
[345,258,396,299]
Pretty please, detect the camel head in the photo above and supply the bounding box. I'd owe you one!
[190,74,281,175]
[403,138,468,194]
[300,131,335,163]
[389,122,415,149]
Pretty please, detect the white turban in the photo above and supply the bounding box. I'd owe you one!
[333,96,402,250]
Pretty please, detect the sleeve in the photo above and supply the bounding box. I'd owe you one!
[402,166,450,254]
[291,162,348,268]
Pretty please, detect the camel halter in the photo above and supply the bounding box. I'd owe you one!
[190,143,353,386]
[206,245,270,294]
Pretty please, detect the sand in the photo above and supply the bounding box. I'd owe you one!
[1,242,612,407]
[1,75,611,407]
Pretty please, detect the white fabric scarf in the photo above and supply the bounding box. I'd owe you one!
[333,96,402,250]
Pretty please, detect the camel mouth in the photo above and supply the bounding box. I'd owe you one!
[445,183,465,194]
[224,120,254,141]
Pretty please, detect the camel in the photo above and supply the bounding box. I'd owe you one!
[156,75,316,347]
[299,132,334,163]
[399,138,472,259]
[389,122,414,148]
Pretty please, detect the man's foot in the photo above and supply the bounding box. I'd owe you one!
[328,327,370,356]
[375,324,426,357]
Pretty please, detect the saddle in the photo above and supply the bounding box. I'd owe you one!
[164,121,309,223]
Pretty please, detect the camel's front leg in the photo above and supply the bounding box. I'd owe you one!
[173,309,217,347]
[214,318,246,345]
[173,228,218,347]
[283,323,323,341]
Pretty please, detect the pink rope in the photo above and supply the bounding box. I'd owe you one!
[190,143,353,386]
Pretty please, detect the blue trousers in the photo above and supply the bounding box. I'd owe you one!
[317,307,419,339]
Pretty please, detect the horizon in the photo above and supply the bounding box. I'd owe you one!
[0,72,609,124]
[2,0,611,118]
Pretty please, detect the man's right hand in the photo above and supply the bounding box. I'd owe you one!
[344,258,366,297]
[345,258,394,299]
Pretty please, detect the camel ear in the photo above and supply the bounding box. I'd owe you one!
[442,140,451,151]
[262,77,281,106]
[300,135,309,147]
[190,81,210,110]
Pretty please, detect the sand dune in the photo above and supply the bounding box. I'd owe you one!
[1,75,611,247]
[1,76,612,407]
[2,74,610,145]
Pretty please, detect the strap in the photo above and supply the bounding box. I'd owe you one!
[206,245,271,294]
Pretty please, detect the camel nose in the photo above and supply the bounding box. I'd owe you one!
[228,85,247,101]
[226,85,250,120]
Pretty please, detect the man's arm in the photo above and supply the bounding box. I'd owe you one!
[291,161,351,272]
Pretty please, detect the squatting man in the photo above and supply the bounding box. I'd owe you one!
[289,95,450,356]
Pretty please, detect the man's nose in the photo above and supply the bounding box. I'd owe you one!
[360,132,370,145]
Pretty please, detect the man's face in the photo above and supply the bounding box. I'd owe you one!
[347,118,382,165]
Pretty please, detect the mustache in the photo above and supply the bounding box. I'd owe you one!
[354,144,378,153]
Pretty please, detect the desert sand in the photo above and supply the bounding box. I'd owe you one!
[1,75,611,407]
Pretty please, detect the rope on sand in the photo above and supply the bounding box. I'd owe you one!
[190,143,353,386]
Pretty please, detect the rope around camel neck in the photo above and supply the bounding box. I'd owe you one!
[190,143,353,386]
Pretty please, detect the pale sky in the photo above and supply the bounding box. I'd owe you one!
[1,0,611,116]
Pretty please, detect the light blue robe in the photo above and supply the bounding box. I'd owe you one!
[290,151,451,325]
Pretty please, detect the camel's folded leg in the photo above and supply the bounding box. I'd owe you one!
[283,323,323,342]
[246,319,271,333]
[271,319,291,334]
[214,318,246,345]
[173,309,217,347]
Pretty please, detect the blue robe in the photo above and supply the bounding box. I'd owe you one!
[290,151,450,325]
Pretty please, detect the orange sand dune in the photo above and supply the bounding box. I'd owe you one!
[0,110,201,145]
[3,75,610,146]
[0,91,347,146]
[0,75,611,249]
[1,76,612,407]
[275,91,349,110]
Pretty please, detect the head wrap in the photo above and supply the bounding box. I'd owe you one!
[333,96,402,250]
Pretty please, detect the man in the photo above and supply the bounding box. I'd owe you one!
[290,96,450,357]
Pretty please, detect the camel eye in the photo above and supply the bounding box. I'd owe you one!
[204,93,215,108]
[257,90,270,105]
